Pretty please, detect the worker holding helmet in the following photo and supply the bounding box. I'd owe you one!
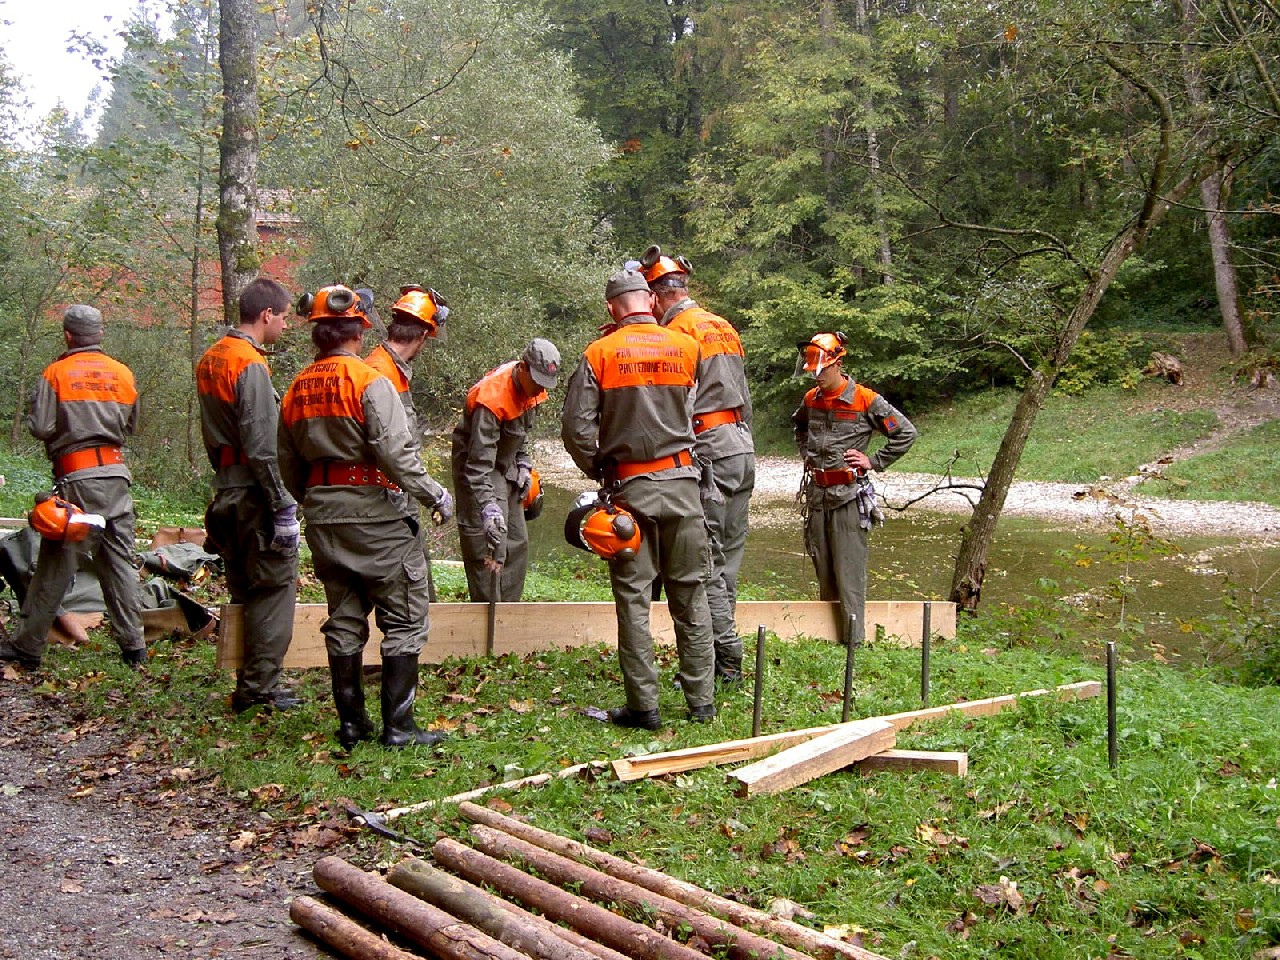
[561,268,716,731]
[196,276,300,713]
[278,284,455,750]
[792,332,917,647]
[365,285,450,600]
[450,338,561,602]
[640,244,755,684]
[0,305,147,671]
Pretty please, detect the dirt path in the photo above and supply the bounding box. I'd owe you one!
[0,680,341,959]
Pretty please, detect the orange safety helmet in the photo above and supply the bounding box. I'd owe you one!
[638,244,692,285]
[297,284,372,328]
[564,492,641,562]
[522,469,543,521]
[796,331,848,377]
[28,492,104,542]
[390,287,449,340]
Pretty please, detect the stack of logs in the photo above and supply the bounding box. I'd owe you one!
[292,801,889,960]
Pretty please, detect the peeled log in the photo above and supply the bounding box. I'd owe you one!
[387,858,605,960]
[289,895,419,960]
[433,837,709,960]
[458,801,891,960]
[312,856,527,960]
[468,824,815,960]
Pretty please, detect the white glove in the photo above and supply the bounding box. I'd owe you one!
[433,489,454,525]
[515,464,533,499]
[481,502,506,546]
[270,505,300,551]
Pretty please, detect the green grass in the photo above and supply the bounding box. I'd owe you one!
[28,612,1280,960]
[1153,419,1280,507]
[905,385,1221,484]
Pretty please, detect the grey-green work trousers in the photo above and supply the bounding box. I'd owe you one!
[458,478,529,603]
[307,517,430,658]
[702,452,755,670]
[805,499,869,646]
[205,486,298,699]
[610,476,714,712]
[12,475,144,662]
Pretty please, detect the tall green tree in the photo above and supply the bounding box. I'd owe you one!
[265,0,612,416]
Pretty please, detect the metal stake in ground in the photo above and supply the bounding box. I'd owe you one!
[751,624,766,738]
[1107,640,1118,769]
[921,601,932,707]
[841,613,857,723]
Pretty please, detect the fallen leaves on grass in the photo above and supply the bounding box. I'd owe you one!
[974,876,1025,915]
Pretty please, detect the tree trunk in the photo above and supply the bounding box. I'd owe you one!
[432,838,710,960]
[289,896,420,960]
[312,856,528,960]
[387,859,608,960]
[217,0,261,325]
[1178,0,1248,357]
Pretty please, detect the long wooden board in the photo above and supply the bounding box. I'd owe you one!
[215,599,956,670]
[610,680,1101,782]
[855,749,968,777]
[729,718,896,797]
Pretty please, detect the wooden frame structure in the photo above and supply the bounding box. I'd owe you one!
[215,599,956,670]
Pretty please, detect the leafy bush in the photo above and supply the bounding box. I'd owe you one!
[1053,330,1154,395]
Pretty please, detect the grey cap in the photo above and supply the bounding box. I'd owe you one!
[604,268,651,301]
[522,337,562,390]
[63,304,104,336]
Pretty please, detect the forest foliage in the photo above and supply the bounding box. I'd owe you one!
[0,0,1276,490]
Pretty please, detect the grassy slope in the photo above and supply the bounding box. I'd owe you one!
[41,627,1280,960]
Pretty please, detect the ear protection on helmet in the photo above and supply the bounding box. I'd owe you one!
[796,331,848,377]
[29,491,105,542]
[298,284,372,328]
[522,469,543,521]
[390,288,449,340]
[564,491,641,562]
[638,244,693,284]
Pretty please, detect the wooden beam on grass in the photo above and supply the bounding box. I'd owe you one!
[728,718,896,797]
[215,599,955,670]
[610,680,1101,782]
[855,749,968,777]
[457,801,893,960]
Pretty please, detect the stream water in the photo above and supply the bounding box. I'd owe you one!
[525,485,1280,658]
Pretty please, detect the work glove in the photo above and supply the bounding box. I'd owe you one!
[515,463,533,499]
[853,476,883,532]
[270,505,300,551]
[481,501,507,547]
[432,489,454,525]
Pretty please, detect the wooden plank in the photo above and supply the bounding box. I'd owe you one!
[610,680,1101,782]
[215,599,956,670]
[148,526,209,549]
[855,749,968,777]
[728,718,896,797]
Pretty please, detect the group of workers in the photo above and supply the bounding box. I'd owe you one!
[0,248,917,747]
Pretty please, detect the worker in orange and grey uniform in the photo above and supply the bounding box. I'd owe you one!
[0,305,146,671]
[640,245,755,684]
[561,268,716,731]
[278,284,455,750]
[364,284,448,600]
[451,338,561,602]
[196,277,300,713]
[792,332,917,647]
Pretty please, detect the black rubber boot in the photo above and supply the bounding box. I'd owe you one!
[607,705,662,730]
[122,647,148,670]
[688,703,717,723]
[329,654,375,749]
[379,655,446,748]
[0,638,42,671]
